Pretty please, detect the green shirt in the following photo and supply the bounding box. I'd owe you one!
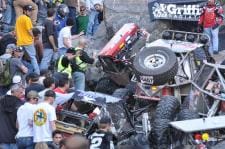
[77,15,89,34]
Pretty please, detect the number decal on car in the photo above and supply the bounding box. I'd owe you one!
[140,76,154,84]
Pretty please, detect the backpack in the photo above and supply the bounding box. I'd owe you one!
[0,58,11,86]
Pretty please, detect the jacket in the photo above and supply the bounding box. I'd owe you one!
[198,3,224,28]
[0,95,23,143]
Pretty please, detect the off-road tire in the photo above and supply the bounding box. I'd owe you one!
[133,47,178,85]
[154,96,180,120]
[177,108,199,121]
[149,118,171,149]
[95,77,118,94]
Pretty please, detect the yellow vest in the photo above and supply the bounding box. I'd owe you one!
[75,47,87,72]
[57,56,72,78]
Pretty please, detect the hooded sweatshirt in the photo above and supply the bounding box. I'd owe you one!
[0,95,23,143]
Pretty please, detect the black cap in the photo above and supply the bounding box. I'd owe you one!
[44,90,56,98]
[14,46,25,52]
[99,116,111,124]
[66,48,76,55]
[23,5,33,11]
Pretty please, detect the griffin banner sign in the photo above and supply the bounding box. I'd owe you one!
[148,0,207,21]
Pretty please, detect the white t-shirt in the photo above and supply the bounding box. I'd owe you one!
[38,89,73,107]
[16,102,36,138]
[33,102,57,142]
[58,26,72,49]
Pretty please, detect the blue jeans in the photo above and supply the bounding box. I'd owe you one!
[204,27,219,54]
[58,47,67,57]
[86,9,99,36]
[40,48,54,70]
[0,143,17,149]
[3,3,13,32]
[24,44,40,75]
[72,71,85,91]
[16,137,34,149]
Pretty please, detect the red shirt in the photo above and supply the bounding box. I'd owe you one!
[54,88,66,94]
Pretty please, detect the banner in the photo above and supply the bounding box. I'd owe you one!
[148,0,207,21]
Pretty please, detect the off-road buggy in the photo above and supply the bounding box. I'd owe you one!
[55,90,150,147]
[96,23,211,100]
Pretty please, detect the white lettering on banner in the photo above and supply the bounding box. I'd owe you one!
[152,2,202,21]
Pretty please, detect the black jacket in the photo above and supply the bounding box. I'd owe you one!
[61,50,94,73]
[0,95,23,143]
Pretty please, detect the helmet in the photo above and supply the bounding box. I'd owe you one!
[57,4,69,18]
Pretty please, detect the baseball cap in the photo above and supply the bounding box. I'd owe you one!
[44,90,56,98]
[27,90,40,99]
[13,46,24,52]
[6,44,16,50]
[23,5,33,11]
[12,75,22,84]
[99,116,111,124]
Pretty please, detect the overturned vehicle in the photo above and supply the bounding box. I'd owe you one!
[94,22,225,148]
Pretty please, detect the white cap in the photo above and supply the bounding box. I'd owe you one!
[12,75,22,84]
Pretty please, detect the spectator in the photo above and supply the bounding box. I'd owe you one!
[0,33,16,56]
[65,134,89,149]
[94,2,103,24]
[6,75,23,95]
[2,0,14,32]
[58,18,83,56]
[54,4,69,38]
[10,46,28,82]
[198,0,224,54]
[54,77,70,94]
[89,116,116,149]
[73,37,94,91]
[33,90,57,145]
[16,90,39,149]
[56,48,77,79]
[40,8,58,71]
[77,5,89,34]
[33,28,43,64]
[13,0,38,25]
[0,84,24,149]
[0,43,15,61]
[39,69,52,85]
[86,0,103,37]
[39,77,56,103]
[23,28,43,69]
[52,130,63,149]
[25,72,45,96]
[64,0,78,35]
[15,5,40,75]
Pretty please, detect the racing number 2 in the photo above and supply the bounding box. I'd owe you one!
[90,133,105,149]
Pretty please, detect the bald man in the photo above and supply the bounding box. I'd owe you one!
[65,134,89,149]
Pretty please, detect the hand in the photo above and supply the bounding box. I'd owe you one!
[79,31,85,36]
[76,50,82,57]
[53,47,58,52]
[197,25,203,32]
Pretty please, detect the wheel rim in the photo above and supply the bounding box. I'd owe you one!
[143,54,166,69]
